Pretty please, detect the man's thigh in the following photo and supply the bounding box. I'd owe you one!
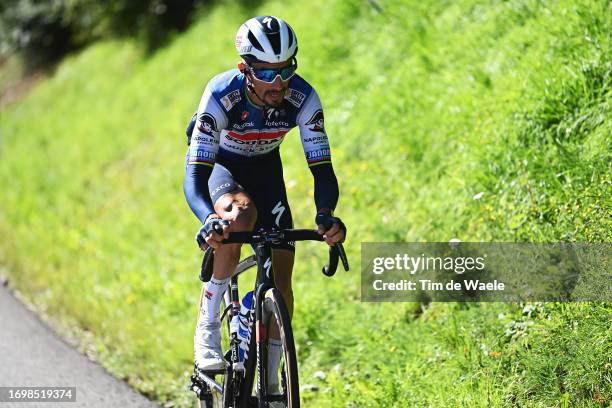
[213,159,295,251]
[247,162,294,252]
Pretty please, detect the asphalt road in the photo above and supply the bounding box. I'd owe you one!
[0,283,160,408]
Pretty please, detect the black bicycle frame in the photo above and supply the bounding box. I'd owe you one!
[192,228,349,406]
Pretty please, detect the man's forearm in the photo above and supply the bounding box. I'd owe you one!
[184,163,215,224]
[309,162,339,212]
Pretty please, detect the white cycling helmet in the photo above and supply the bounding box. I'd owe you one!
[235,16,298,63]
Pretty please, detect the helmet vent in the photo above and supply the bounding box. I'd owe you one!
[268,32,281,55]
[247,31,264,52]
[287,28,294,48]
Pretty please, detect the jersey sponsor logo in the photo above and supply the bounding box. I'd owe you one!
[227,129,288,140]
[192,135,216,147]
[265,120,290,127]
[232,121,255,130]
[189,148,217,161]
[284,89,305,108]
[226,134,283,145]
[221,90,241,111]
[221,143,252,153]
[204,290,214,300]
[306,149,331,160]
[303,135,328,143]
[211,182,231,197]
[220,142,278,155]
[197,113,218,134]
[305,109,325,133]
[241,111,249,121]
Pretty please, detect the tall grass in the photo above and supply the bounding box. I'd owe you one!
[1,0,610,406]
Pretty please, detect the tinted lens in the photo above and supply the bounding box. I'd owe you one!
[252,69,277,82]
[252,65,296,82]
[279,65,296,80]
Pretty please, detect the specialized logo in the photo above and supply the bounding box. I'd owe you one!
[264,257,272,279]
[305,109,325,133]
[262,17,274,30]
[271,201,285,227]
[197,113,218,135]
[265,107,286,120]
[285,88,306,108]
[221,90,241,111]
[239,46,252,53]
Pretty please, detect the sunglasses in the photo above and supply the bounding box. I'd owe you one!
[248,59,297,83]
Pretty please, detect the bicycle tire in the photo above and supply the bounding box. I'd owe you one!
[238,288,300,408]
[264,288,300,407]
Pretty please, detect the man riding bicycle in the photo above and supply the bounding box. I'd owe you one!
[183,16,346,396]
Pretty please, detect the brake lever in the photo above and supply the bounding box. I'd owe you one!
[337,243,350,271]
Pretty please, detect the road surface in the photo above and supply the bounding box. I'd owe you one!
[0,282,161,408]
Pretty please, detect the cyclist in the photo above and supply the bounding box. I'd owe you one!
[184,16,346,396]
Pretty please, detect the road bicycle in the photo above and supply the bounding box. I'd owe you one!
[190,228,349,408]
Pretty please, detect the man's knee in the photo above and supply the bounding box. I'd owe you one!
[214,191,257,231]
[232,205,257,231]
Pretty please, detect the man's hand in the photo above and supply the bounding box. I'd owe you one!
[196,215,230,250]
[315,210,346,246]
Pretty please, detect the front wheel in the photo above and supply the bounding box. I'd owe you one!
[262,288,300,408]
[237,288,300,408]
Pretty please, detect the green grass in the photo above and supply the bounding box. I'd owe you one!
[1,0,610,406]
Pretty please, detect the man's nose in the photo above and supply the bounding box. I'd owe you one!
[270,75,284,89]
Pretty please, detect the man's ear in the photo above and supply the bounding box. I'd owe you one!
[238,62,247,73]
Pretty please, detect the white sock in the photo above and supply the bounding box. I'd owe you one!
[200,276,230,325]
[267,338,283,393]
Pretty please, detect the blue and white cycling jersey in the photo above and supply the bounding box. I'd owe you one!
[183,69,339,225]
[187,69,331,167]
